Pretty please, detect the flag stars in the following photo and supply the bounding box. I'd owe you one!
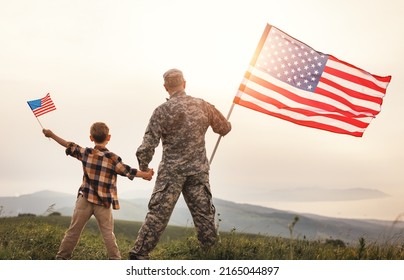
[257,28,328,92]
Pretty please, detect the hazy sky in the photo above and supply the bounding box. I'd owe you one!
[1,0,403,221]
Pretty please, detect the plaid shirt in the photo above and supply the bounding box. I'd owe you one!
[66,143,137,209]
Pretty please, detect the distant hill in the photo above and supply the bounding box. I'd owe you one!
[263,187,389,201]
[1,190,403,243]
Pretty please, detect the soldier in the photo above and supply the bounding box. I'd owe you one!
[129,69,231,260]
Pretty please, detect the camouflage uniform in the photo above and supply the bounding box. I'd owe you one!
[130,90,231,259]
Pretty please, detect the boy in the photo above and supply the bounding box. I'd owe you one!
[43,122,153,260]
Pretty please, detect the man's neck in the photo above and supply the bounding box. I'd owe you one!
[168,89,185,98]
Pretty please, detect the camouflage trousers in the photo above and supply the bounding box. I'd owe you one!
[129,171,216,259]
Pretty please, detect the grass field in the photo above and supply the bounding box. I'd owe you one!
[1,216,404,260]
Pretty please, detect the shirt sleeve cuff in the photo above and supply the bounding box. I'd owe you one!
[139,164,149,172]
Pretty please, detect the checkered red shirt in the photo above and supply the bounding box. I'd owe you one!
[66,143,137,209]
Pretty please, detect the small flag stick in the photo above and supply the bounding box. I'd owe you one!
[209,102,235,165]
[30,114,50,140]
[34,116,44,129]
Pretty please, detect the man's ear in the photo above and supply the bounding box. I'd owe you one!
[90,135,94,142]
[106,134,111,141]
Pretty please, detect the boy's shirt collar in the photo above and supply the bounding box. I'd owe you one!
[94,145,108,151]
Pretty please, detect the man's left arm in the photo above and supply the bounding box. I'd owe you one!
[207,104,232,136]
[136,109,162,171]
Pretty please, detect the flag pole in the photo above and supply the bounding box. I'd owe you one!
[35,116,44,129]
[209,102,235,165]
[33,116,51,141]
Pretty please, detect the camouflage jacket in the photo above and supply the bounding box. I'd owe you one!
[136,90,231,175]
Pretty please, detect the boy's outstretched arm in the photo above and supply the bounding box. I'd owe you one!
[42,129,71,148]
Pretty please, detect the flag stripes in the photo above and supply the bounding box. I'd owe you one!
[234,24,391,137]
[27,93,56,117]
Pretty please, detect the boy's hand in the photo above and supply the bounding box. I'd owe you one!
[142,168,154,181]
[42,129,53,138]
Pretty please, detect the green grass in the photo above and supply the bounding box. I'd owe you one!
[1,216,404,260]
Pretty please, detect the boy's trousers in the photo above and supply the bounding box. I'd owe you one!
[56,194,121,260]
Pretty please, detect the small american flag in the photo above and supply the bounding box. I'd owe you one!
[27,93,56,117]
[234,24,391,137]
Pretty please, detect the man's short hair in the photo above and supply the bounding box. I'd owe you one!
[163,69,185,89]
[90,122,109,143]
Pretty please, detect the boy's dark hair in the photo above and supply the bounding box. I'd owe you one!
[90,122,109,143]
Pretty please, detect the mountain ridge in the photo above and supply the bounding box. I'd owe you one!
[1,190,403,244]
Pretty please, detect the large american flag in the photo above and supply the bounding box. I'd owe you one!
[234,24,391,137]
[27,93,56,117]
